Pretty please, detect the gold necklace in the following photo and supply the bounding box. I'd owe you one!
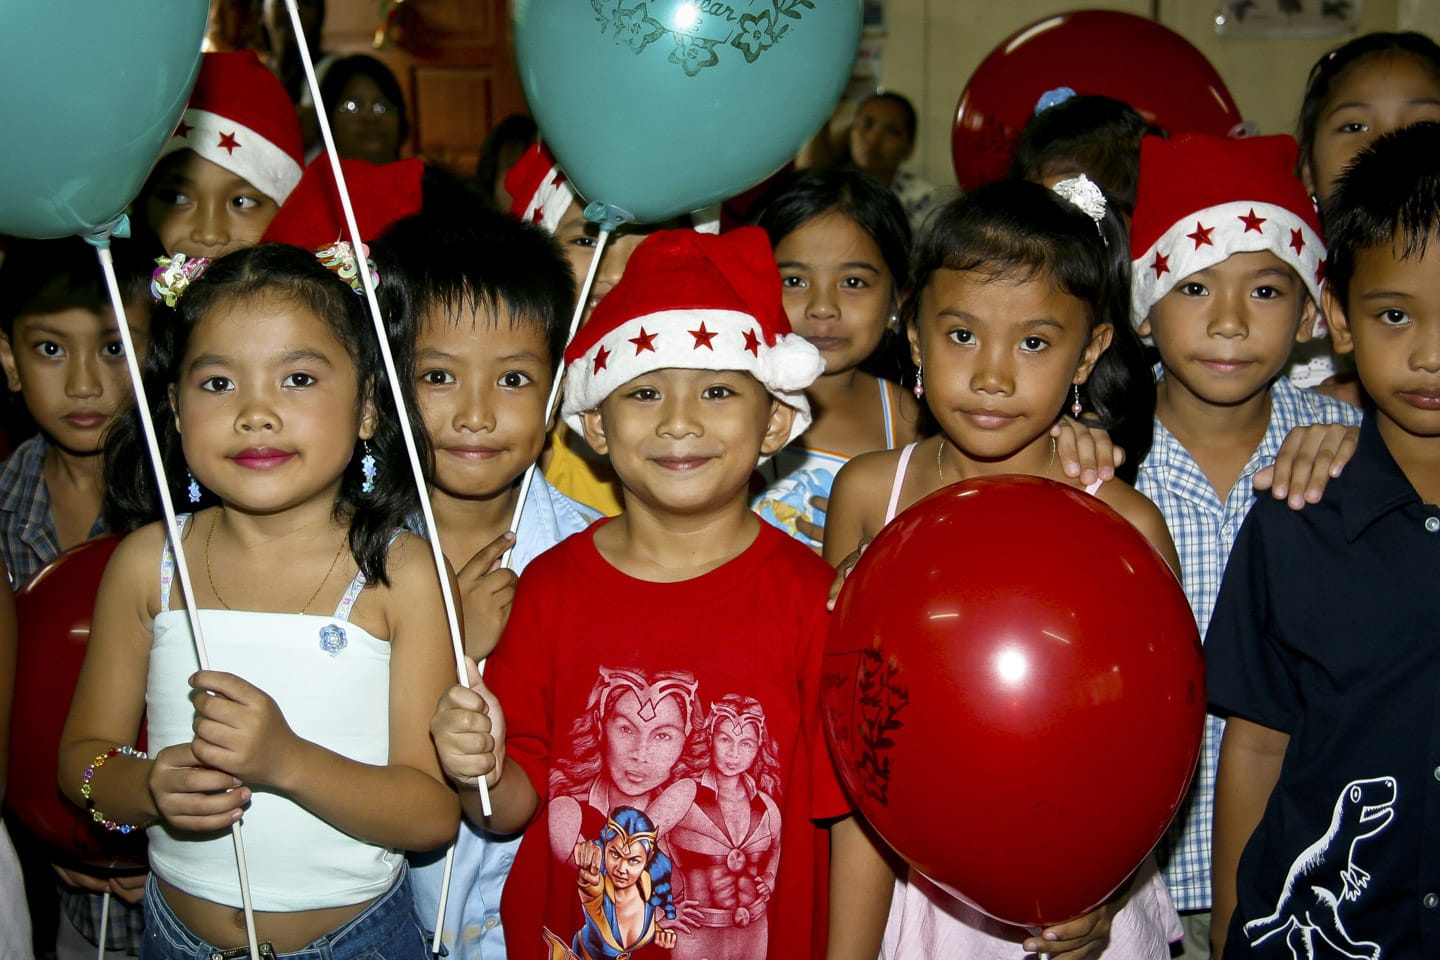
[936,436,1057,486]
[204,513,348,615]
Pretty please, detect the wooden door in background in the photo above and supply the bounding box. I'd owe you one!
[323,0,527,177]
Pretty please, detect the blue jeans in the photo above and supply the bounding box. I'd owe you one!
[140,869,428,960]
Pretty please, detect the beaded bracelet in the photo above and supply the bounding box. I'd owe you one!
[79,745,150,834]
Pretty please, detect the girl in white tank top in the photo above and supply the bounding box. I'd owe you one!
[59,245,459,958]
[824,179,1182,958]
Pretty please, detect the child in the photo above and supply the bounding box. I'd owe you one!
[1128,133,1362,960]
[139,50,304,260]
[504,143,720,516]
[1008,91,1155,218]
[0,236,151,959]
[429,228,889,958]
[375,208,598,959]
[825,178,1183,958]
[749,168,921,549]
[1207,121,1440,960]
[57,243,460,958]
[1289,31,1440,393]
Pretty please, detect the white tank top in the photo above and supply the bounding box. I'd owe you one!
[145,515,401,910]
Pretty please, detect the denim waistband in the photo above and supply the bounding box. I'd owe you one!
[142,866,423,960]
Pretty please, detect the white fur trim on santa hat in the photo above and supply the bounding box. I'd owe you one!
[560,309,824,449]
[1131,199,1324,331]
[158,108,304,205]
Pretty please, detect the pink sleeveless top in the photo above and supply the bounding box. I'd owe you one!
[878,443,1181,958]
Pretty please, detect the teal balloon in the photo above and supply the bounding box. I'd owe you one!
[0,1,208,239]
[516,1,861,224]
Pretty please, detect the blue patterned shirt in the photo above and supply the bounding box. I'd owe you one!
[1134,374,1360,912]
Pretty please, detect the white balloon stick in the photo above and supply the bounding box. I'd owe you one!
[97,244,263,960]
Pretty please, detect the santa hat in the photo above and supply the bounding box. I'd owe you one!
[505,142,720,234]
[1130,134,1324,330]
[560,227,823,449]
[156,51,304,205]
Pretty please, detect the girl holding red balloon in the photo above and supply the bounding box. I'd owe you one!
[825,178,1183,958]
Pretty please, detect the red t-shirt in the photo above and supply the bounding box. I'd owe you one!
[485,519,848,960]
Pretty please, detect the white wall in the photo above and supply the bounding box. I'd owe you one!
[881,0,1410,187]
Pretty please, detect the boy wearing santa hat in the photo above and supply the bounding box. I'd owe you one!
[140,50,303,260]
[428,227,877,958]
[1129,133,1361,960]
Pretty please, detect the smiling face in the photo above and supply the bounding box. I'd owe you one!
[145,151,280,259]
[1141,250,1313,412]
[1328,241,1440,457]
[414,306,552,503]
[580,368,793,519]
[775,211,894,378]
[0,304,149,457]
[1304,52,1440,203]
[172,292,374,514]
[908,267,1109,464]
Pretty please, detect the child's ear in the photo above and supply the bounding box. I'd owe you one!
[1136,316,1153,340]
[579,409,609,456]
[906,319,921,367]
[1074,323,1115,385]
[1295,295,1320,344]
[358,395,379,441]
[759,399,798,459]
[1322,284,1355,355]
[0,333,20,393]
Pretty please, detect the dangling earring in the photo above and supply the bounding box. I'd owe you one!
[360,441,377,495]
[187,470,201,504]
[912,365,924,399]
[1070,383,1084,417]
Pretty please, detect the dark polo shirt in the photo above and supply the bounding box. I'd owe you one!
[1207,413,1440,959]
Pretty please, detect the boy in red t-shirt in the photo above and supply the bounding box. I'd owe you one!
[431,227,880,959]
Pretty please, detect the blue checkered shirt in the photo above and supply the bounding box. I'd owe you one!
[1135,374,1360,912]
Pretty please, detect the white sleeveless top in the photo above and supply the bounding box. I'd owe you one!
[146,515,402,910]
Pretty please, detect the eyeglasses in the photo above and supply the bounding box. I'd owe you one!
[338,98,395,118]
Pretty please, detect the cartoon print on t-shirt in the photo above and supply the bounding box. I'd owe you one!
[543,806,680,959]
[1243,776,1397,960]
[668,695,783,960]
[545,669,785,960]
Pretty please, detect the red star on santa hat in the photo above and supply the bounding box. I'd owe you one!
[629,327,657,354]
[217,131,240,154]
[743,328,761,356]
[175,120,193,139]
[1187,222,1215,249]
[1150,252,1170,279]
[593,345,610,373]
[1238,208,1267,233]
[1289,229,1306,255]
[1315,260,1326,284]
[689,322,717,350]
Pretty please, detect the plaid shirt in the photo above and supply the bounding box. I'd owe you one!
[0,434,142,952]
[1135,374,1360,912]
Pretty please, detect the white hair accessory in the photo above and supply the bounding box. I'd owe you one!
[1053,174,1108,226]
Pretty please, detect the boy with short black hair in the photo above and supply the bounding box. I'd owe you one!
[1129,132,1363,959]
[1207,120,1440,959]
[428,227,881,958]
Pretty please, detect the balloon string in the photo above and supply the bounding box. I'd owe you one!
[500,228,611,569]
[96,891,109,960]
[96,247,264,960]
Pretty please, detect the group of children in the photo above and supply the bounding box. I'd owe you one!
[0,25,1438,960]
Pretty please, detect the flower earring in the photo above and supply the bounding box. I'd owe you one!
[1071,383,1084,417]
[913,365,924,399]
[187,470,201,504]
[360,441,377,495]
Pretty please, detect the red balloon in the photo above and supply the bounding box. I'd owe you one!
[823,476,1203,926]
[952,10,1242,191]
[5,535,146,872]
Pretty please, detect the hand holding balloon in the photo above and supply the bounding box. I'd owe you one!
[188,670,302,790]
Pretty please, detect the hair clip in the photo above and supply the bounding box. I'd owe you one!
[315,240,380,295]
[1034,86,1076,115]
[150,253,212,307]
[1052,174,1108,242]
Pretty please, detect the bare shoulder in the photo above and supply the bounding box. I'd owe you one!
[1094,480,1179,570]
[108,520,174,605]
[837,446,907,489]
[374,531,445,598]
